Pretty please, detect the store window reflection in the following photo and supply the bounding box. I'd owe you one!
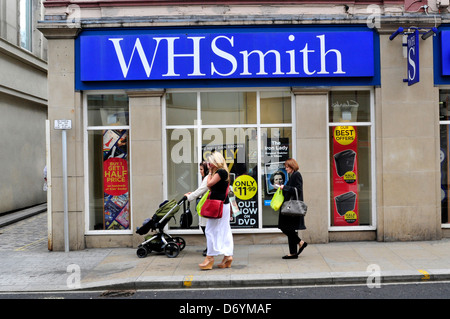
[439,90,450,224]
[165,90,293,230]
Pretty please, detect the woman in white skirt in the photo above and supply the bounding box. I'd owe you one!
[199,152,234,270]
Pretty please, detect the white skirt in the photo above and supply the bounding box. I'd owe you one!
[205,203,234,256]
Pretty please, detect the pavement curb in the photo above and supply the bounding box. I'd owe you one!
[0,204,47,228]
[71,269,450,292]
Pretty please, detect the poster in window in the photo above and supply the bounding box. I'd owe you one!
[103,129,130,230]
[263,138,290,209]
[332,126,359,226]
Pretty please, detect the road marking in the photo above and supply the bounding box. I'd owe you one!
[183,275,194,287]
[418,269,430,281]
[14,237,46,251]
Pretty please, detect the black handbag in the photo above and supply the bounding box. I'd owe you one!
[280,188,308,217]
[180,201,193,228]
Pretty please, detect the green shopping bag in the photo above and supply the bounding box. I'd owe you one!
[196,190,210,216]
[270,188,284,211]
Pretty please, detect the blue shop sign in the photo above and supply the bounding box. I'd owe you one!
[76,27,379,89]
[434,27,450,85]
[442,31,450,76]
[406,29,420,86]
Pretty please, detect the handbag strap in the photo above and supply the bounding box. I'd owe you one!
[224,183,230,203]
[207,183,230,202]
[292,187,299,200]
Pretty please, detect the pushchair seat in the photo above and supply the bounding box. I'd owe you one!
[135,196,187,258]
[136,199,181,235]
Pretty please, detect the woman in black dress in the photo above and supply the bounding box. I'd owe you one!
[276,158,308,259]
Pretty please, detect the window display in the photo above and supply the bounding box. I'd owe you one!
[439,90,450,224]
[329,90,373,227]
[86,95,130,231]
[165,90,292,230]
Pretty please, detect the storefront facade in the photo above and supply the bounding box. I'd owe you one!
[39,0,449,250]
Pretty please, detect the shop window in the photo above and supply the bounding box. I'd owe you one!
[165,90,292,231]
[201,92,257,125]
[260,91,292,124]
[329,90,374,228]
[166,93,197,126]
[439,90,450,226]
[86,94,130,232]
[19,0,32,51]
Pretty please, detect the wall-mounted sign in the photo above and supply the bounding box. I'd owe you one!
[79,29,375,82]
[54,119,72,130]
[407,29,420,86]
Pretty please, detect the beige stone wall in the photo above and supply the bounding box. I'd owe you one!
[293,89,330,244]
[128,90,165,248]
[44,30,85,251]
[376,29,441,241]
[0,0,48,214]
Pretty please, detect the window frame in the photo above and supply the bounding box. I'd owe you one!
[439,87,450,229]
[163,87,295,235]
[327,87,377,232]
[83,90,133,235]
[19,0,32,51]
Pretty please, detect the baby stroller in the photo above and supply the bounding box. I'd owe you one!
[136,196,187,258]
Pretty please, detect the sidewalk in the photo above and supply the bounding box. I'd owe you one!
[2,238,450,292]
[2,205,450,292]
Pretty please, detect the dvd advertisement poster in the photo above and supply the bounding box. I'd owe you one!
[332,126,359,226]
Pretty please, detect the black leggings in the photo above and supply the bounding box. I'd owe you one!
[282,229,301,255]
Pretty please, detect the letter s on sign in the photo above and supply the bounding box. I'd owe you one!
[408,46,416,81]
[211,36,237,77]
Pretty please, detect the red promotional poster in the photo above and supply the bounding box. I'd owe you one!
[103,129,130,230]
[104,158,128,196]
[332,126,359,226]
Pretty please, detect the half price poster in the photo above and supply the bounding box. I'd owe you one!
[103,129,130,230]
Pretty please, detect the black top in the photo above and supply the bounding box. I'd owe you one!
[278,170,306,231]
[209,169,230,204]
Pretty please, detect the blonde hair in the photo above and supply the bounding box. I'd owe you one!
[207,152,230,181]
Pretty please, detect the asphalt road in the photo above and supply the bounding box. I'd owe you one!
[2,281,450,299]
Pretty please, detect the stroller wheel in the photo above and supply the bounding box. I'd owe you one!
[173,236,186,251]
[164,242,180,258]
[136,246,148,258]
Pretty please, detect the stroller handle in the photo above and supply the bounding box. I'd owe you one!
[177,196,188,205]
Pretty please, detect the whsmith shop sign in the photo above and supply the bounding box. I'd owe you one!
[76,27,379,89]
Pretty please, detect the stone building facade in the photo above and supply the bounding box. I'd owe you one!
[39,0,450,250]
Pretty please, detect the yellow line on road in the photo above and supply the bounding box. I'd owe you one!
[14,238,46,251]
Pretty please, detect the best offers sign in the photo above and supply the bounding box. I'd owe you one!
[78,28,375,82]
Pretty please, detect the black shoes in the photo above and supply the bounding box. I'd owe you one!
[282,242,308,260]
[298,242,308,256]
